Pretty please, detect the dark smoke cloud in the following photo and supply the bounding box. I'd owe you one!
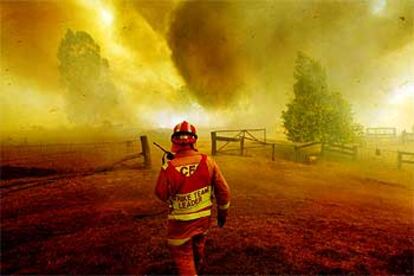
[168,1,250,108]
[166,0,413,119]
[1,0,413,132]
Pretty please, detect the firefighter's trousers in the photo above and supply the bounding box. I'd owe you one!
[168,234,206,275]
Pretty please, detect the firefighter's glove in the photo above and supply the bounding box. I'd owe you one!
[217,210,227,228]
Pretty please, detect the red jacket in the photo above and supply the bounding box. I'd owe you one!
[155,149,230,246]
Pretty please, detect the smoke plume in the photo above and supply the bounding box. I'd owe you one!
[165,0,413,127]
[0,0,413,135]
[168,1,250,108]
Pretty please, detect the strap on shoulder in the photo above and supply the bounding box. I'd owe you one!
[161,161,169,170]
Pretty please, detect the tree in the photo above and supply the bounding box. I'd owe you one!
[57,29,118,125]
[282,52,361,144]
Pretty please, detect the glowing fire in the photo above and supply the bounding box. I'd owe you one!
[389,82,414,105]
[144,105,225,129]
[100,8,114,26]
[371,0,387,15]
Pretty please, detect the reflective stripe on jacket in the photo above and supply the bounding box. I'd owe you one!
[155,149,230,243]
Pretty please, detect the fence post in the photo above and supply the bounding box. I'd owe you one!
[397,151,402,169]
[211,132,217,156]
[294,145,299,162]
[240,130,245,156]
[140,135,151,168]
[272,144,275,161]
[264,129,267,143]
[353,145,358,160]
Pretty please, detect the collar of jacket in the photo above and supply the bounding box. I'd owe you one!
[173,148,199,157]
[171,143,197,154]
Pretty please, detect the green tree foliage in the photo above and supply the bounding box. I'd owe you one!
[57,29,117,125]
[282,52,362,144]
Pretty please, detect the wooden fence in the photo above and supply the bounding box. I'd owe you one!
[292,142,359,162]
[210,129,414,169]
[1,135,151,172]
[366,127,397,138]
[321,143,358,160]
[211,129,276,160]
[110,136,151,168]
[397,151,414,169]
[293,141,321,162]
[401,131,414,144]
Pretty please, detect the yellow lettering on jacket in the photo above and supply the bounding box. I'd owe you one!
[171,186,212,214]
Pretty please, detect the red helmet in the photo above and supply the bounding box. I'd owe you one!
[171,121,197,145]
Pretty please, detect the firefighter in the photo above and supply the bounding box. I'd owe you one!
[155,121,231,275]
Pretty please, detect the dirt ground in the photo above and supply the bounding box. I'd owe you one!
[1,139,413,274]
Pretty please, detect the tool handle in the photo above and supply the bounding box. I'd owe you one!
[153,142,169,153]
[153,142,175,161]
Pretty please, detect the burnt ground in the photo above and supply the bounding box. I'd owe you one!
[0,165,57,180]
[1,145,413,274]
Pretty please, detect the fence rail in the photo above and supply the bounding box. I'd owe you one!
[322,143,358,160]
[211,129,414,169]
[398,151,414,169]
[293,142,321,162]
[211,129,275,160]
[402,132,414,144]
[1,136,151,173]
[366,127,397,137]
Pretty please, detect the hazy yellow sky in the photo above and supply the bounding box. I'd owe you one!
[1,0,413,134]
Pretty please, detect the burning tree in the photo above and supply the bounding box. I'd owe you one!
[57,29,118,125]
[282,52,362,144]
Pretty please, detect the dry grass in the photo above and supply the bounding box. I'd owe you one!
[1,139,413,274]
